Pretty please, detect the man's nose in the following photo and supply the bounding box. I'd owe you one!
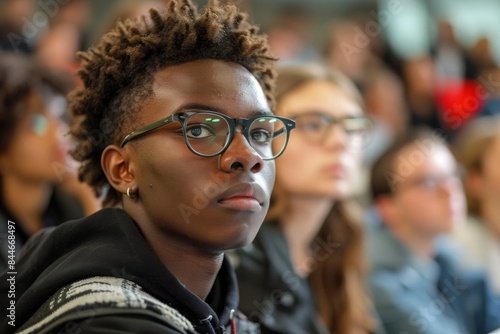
[218,132,264,173]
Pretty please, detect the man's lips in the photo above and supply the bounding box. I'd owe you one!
[217,183,266,211]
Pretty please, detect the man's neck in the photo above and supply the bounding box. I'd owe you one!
[125,207,224,300]
[390,224,436,262]
[2,175,51,235]
[150,237,224,301]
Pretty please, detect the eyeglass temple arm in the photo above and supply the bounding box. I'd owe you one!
[120,114,175,147]
[275,119,296,138]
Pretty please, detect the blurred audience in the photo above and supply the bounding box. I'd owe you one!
[478,66,500,118]
[369,128,500,334]
[233,64,381,334]
[402,56,445,132]
[453,116,500,295]
[362,65,409,166]
[264,6,317,65]
[433,20,480,81]
[35,0,92,77]
[0,0,39,53]
[0,53,98,272]
[93,0,168,44]
[50,0,91,37]
[36,22,82,74]
[1,1,500,332]
[323,19,378,88]
[468,37,497,78]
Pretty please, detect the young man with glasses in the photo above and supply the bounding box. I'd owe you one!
[368,128,500,334]
[0,1,295,333]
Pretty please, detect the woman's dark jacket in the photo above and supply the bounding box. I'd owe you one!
[232,224,329,334]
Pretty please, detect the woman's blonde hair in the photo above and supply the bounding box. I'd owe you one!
[453,116,500,215]
[268,63,376,334]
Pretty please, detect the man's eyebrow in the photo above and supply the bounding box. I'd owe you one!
[174,103,273,117]
[174,103,220,112]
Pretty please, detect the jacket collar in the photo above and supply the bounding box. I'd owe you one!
[10,208,239,333]
[367,223,441,287]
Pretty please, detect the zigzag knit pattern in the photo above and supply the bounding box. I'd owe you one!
[17,276,196,334]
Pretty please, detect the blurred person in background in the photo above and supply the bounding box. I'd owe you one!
[35,0,92,76]
[323,19,379,89]
[477,65,500,118]
[93,0,168,44]
[49,0,91,38]
[362,65,409,167]
[432,24,495,137]
[0,53,97,272]
[0,0,38,53]
[433,20,480,81]
[264,6,317,66]
[233,64,382,334]
[36,22,82,75]
[354,65,409,207]
[402,56,445,132]
[467,37,497,78]
[453,116,500,295]
[369,128,500,334]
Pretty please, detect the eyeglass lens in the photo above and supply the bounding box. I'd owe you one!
[295,114,370,144]
[184,112,287,159]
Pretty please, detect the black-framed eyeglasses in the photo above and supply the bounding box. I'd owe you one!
[120,110,296,160]
[394,172,462,193]
[290,112,372,145]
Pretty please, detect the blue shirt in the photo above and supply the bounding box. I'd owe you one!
[366,223,500,334]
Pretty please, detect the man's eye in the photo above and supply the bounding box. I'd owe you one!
[185,125,215,138]
[250,129,272,143]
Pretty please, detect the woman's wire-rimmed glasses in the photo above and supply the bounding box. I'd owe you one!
[120,110,296,160]
[290,112,372,146]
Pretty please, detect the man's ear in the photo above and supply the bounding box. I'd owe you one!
[375,195,398,228]
[101,145,137,195]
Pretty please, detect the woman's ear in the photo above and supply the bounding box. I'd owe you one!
[101,145,137,195]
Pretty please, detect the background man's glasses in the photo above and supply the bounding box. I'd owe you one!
[120,111,296,160]
[291,112,372,145]
[395,173,462,193]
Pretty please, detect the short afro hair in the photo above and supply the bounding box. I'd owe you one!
[69,0,277,207]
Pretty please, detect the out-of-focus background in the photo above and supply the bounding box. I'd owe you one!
[1,0,500,243]
[4,0,500,63]
[1,0,500,329]
[2,0,499,137]
[1,0,499,220]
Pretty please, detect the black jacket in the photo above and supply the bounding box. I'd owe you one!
[232,224,329,334]
[0,208,259,334]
